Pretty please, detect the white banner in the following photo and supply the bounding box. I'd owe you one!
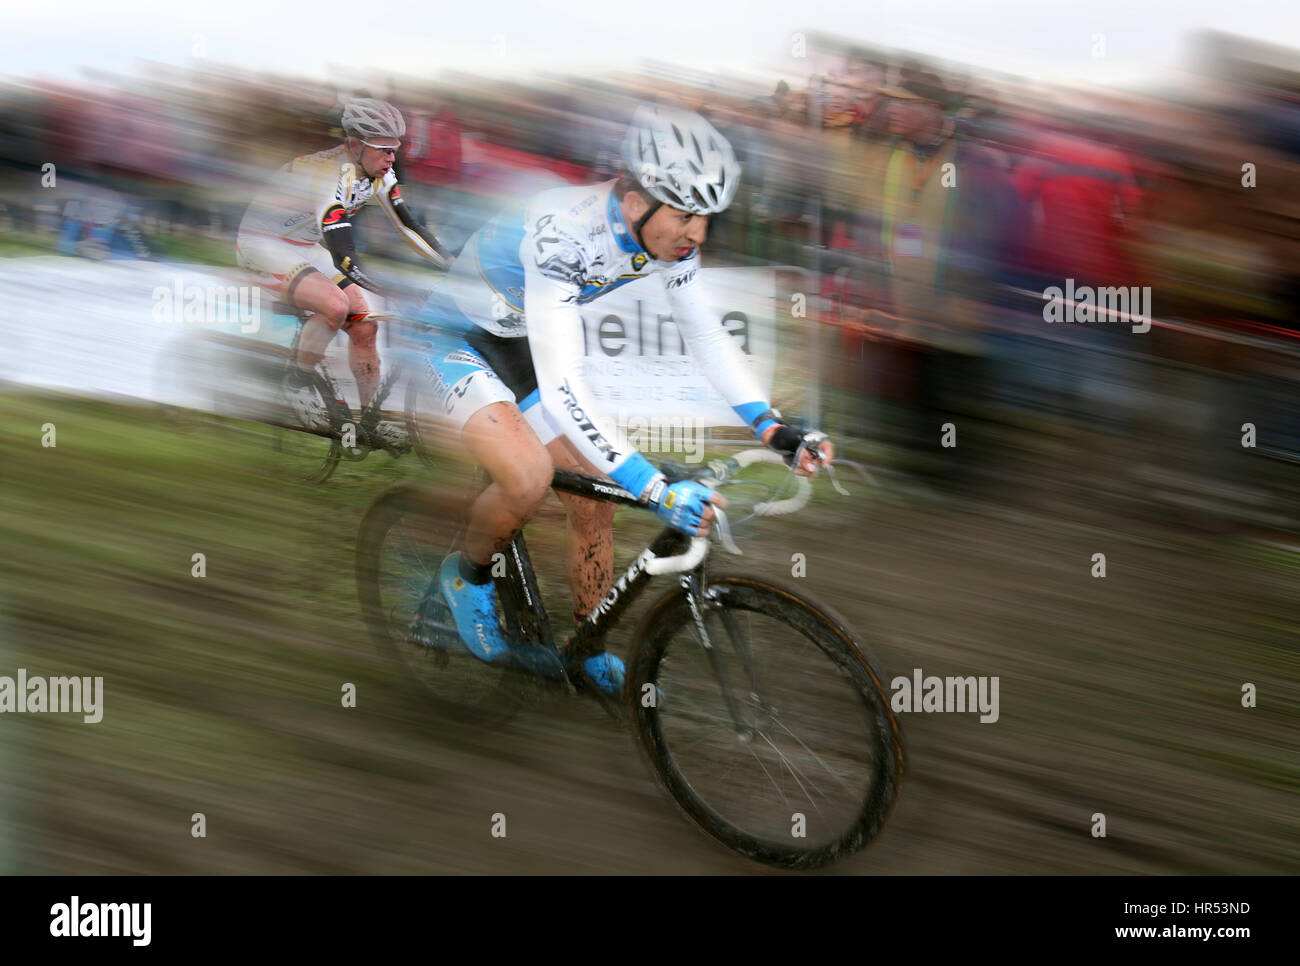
[0,258,779,431]
[576,266,776,427]
[0,257,385,413]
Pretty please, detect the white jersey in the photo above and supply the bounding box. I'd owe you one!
[432,180,771,492]
[239,145,396,245]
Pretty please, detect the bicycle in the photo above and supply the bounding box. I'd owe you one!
[262,304,439,484]
[355,446,904,869]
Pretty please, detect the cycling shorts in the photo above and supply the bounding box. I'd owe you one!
[415,289,562,444]
[236,233,342,296]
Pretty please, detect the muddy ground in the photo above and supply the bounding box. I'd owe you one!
[0,392,1295,874]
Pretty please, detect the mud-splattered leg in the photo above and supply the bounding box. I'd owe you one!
[341,286,379,407]
[545,436,616,622]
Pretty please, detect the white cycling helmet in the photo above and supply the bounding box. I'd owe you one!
[622,105,740,215]
[341,98,406,140]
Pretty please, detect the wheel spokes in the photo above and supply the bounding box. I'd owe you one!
[649,591,887,854]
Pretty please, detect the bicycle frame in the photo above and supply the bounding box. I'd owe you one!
[356,450,900,869]
[492,468,695,660]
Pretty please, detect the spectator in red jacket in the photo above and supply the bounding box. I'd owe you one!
[395,102,469,254]
[1011,116,1142,288]
[402,103,462,186]
[1009,111,1147,434]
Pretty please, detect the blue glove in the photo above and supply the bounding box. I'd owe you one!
[645,478,714,535]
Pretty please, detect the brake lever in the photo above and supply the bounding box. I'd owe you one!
[827,458,878,492]
[709,505,743,556]
[706,457,739,484]
[823,461,851,496]
[788,437,878,497]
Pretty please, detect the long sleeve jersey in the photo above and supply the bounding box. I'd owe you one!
[438,179,777,496]
[239,144,449,289]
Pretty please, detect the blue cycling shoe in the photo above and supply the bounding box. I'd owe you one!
[438,553,512,662]
[437,555,566,677]
[573,651,627,698]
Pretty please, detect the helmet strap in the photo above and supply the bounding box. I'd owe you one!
[343,138,373,180]
[632,198,662,254]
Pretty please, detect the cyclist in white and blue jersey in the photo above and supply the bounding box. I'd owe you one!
[415,105,834,696]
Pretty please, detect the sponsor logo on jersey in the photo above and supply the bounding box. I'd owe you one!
[321,204,348,229]
[631,253,648,271]
[557,379,620,462]
[665,268,696,289]
[535,238,586,286]
[336,179,376,212]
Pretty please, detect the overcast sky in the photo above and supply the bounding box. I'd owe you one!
[3,0,1297,88]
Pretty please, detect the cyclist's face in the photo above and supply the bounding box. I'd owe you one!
[640,204,709,261]
[352,137,400,178]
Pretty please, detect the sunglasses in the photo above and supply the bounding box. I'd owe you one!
[358,139,400,155]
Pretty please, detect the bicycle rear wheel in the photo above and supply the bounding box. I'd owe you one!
[355,484,516,725]
[628,576,903,869]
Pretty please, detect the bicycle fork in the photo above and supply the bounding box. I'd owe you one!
[682,571,772,742]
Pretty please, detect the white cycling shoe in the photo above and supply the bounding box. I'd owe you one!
[280,370,330,431]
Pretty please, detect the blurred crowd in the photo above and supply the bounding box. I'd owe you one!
[1,32,1296,521]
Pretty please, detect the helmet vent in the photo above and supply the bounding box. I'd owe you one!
[621,104,741,215]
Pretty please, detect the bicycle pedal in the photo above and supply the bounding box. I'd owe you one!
[406,593,469,655]
[406,623,468,655]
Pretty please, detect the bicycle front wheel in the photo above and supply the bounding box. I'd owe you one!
[628,576,903,869]
[265,367,344,484]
